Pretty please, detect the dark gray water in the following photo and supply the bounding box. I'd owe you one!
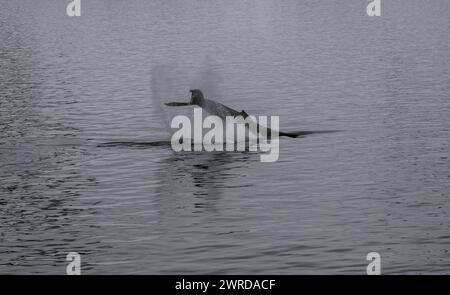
[1,0,449,274]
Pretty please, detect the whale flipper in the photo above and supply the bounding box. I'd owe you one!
[165,102,190,107]
[279,130,341,138]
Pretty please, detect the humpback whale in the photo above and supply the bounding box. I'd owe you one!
[97,90,340,152]
[166,89,304,138]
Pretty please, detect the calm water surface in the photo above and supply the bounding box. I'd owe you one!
[0,0,449,274]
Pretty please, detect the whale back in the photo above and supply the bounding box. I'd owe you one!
[200,98,242,119]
